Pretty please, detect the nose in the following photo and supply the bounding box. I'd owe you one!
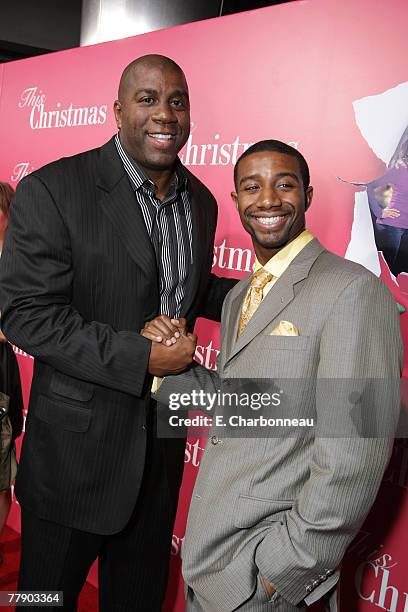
[152,101,177,123]
[258,187,282,209]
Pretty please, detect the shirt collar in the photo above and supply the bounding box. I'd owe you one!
[254,229,314,278]
[115,132,188,195]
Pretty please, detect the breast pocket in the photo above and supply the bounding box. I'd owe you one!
[257,335,310,350]
[251,335,316,380]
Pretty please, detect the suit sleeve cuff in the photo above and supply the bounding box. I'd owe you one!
[116,331,152,397]
[254,523,337,606]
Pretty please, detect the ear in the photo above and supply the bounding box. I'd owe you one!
[231,191,239,210]
[305,186,313,211]
[113,100,122,129]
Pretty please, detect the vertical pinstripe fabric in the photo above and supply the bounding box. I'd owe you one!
[186,580,308,611]
[115,133,193,317]
[0,136,223,535]
[18,417,182,611]
[156,239,402,612]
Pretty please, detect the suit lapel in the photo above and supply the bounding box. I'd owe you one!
[227,275,295,364]
[97,137,157,282]
[225,239,325,364]
[223,275,251,364]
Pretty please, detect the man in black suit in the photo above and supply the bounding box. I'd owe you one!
[0,54,235,610]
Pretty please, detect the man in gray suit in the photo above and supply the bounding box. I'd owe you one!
[145,140,402,611]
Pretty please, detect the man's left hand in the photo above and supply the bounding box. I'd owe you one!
[141,315,187,345]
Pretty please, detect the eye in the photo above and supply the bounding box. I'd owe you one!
[277,182,294,190]
[170,98,187,108]
[140,97,155,105]
[243,184,259,192]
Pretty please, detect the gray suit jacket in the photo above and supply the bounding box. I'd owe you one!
[157,239,402,611]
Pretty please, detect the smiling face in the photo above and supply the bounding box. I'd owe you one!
[232,151,313,264]
[114,59,190,179]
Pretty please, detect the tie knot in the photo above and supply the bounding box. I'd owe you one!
[250,267,273,289]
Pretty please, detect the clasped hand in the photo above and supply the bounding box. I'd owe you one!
[142,315,196,377]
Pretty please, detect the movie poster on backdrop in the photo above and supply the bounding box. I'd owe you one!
[0,0,407,610]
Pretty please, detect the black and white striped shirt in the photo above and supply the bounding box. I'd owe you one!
[115,134,193,318]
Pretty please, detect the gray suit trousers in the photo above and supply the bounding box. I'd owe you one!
[186,580,339,612]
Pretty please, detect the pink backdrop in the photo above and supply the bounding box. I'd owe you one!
[1,1,407,609]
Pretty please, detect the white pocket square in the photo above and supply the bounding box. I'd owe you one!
[270,320,299,336]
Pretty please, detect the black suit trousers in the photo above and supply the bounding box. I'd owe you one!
[18,404,185,612]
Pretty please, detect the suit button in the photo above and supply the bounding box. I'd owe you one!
[319,574,327,581]
[312,580,319,587]
[305,585,312,594]
[211,435,219,445]
[142,424,146,431]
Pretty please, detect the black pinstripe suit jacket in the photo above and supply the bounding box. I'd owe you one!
[0,136,235,534]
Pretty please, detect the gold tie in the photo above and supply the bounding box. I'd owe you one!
[238,268,273,336]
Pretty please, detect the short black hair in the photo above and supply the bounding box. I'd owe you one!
[234,140,310,191]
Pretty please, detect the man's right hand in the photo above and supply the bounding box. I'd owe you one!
[0,329,7,343]
[148,332,196,376]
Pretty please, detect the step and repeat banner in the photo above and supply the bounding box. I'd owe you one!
[1,0,407,609]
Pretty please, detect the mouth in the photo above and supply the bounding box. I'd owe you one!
[147,133,176,148]
[250,214,289,228]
